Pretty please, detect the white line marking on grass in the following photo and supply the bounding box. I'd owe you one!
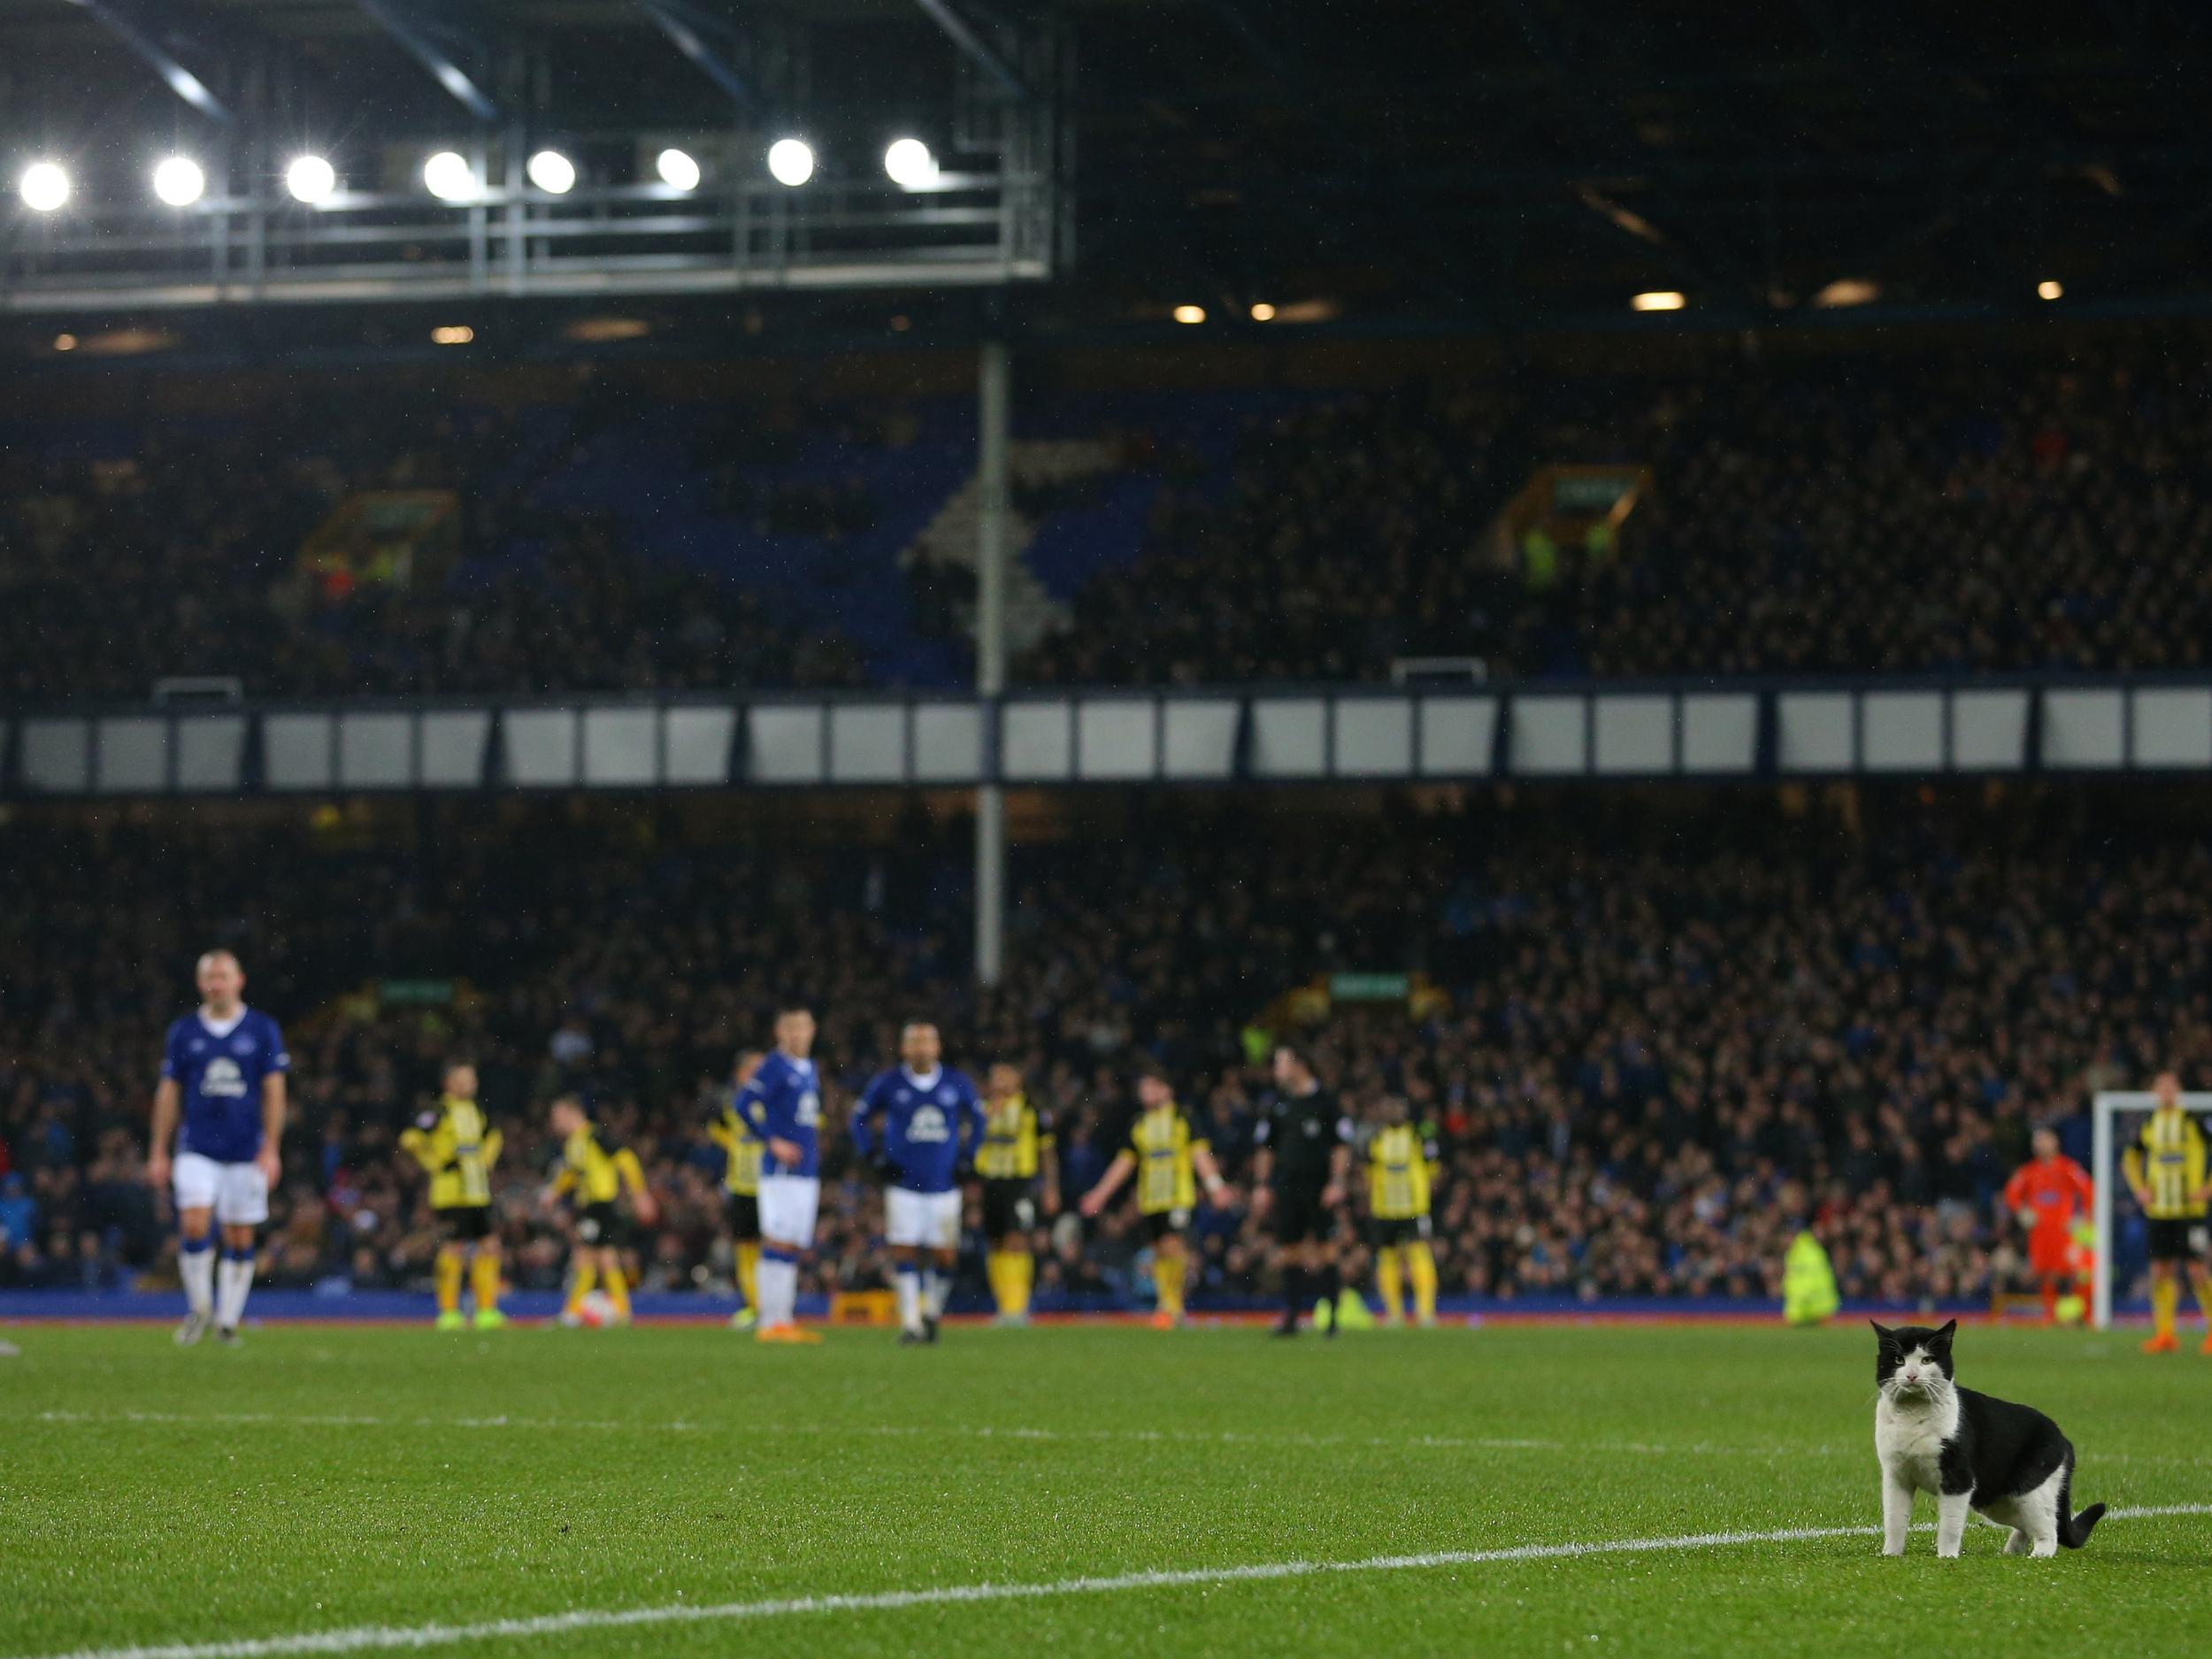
[14,1506,2212,1659]
[12,1409,1853,1461]
[28,1409,2212,1471]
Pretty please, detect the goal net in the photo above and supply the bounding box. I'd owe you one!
[2091,1090,2212,1330]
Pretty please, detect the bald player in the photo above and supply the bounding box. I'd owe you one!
[145,951,289,1347]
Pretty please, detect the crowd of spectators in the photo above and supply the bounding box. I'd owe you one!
[13,335,2212,703]
[2,787,2198,1310]
[1022,339,2212,684]
[0,389,866,701]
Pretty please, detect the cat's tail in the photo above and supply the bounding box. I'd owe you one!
[2059,1458,2105,1551]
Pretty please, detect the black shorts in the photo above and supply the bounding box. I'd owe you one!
[2147,1217,2208,1263]
[1270,1186,1336,1245]
[1141,1209,1189,1242]
[1370,1215,1432,1249]
[726,1192,760,1243]
[982,1179,1037,1238]
[438,1205,494,1243]
[578,1202,628,1249]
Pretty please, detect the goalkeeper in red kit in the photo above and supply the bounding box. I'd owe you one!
[2004,1126,2093,1323]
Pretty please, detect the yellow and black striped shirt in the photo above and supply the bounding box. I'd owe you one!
[710,1098,763,1196]
[976,1092,1054,1181]
[1130,1104,1206,1215]
[2127,1108,2208,1219]
[551,1123,647,1206]
[400,1095,502,1210]
[1367,1124,1439,1220]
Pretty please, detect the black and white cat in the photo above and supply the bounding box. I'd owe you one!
[1872,1319,2106,1558]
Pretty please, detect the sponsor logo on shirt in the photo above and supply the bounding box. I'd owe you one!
[200,1057,249,1099]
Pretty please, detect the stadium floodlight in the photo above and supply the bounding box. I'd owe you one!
[1249,302,1277,321]
[422,150,479,202]
[2038,279,2064,302]
[286,155,337,204]
[1632,290,1686,312]
[430,325,475,345]
[153,157,206,208]
[526,150,577,195]
[883,137,939,190]
[767,138,815,188]
[18,160,69,212]
[657,148,702,191]
[1172,304,1205,325]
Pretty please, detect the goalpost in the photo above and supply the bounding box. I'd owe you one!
[2090,1090,2212,1331]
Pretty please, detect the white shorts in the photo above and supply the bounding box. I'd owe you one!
[757,1174,821,1248]
[886,1187,961,1250]
[173,1151,269,1226]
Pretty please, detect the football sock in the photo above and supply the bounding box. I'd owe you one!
[735,1242,761,1315]
[566,1257,598,1315]
[434,1248,464,1315]
[922,1266,948,1319]
[1408,1241,1439,1323]
[1153,1254,1184,1319]
[1376,1249,1404,1320]
[603,1263,631,1322]
[470,1251,502,1316]
[2154,1277,2180,1340]
[216,1247,254,1329]
[1010,1251,1033,1317]
[180,1233,215,1317]
[1279,1267,1306,1328]
[1318,1261,1341,1331]
[896,1265,922,1332]
[2040,1277,2060,1324]
[987,1252,1016,1316]
[759,1248,798,1327]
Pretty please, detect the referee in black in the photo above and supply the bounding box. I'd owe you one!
[1252,1042,1353,1337]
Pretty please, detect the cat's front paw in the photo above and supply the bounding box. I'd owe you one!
[1880,1544,1906,1558]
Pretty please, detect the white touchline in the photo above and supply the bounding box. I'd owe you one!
[18,1409,1993,1463]
[27,1410,2212,1471]
[14,1506,2211,1659]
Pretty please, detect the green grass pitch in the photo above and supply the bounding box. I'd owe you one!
[3,1319,2209,1658]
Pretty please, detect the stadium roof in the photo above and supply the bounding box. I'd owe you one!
[4,0,2210,331]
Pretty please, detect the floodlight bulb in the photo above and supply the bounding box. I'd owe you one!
[423,150,477,202]
[286,155,337,204]
[19,161,68,211]
[767,138,815,188]
[657,148,702,191]
[153,157,205,207]
[527,150,576,195]
[883,137,938,190]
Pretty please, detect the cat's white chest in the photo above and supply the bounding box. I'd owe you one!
[1876,1394,1959,1494]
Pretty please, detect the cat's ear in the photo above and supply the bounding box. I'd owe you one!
[1932,1319,1957,1346]
[1870,1320,1893,1340]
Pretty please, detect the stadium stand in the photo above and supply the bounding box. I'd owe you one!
[1025,340,2212,683]
[13,339,2210,702]
[3,787,2194,1310]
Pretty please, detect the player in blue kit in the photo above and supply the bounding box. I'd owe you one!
[733,1003,825,1344]
[143,951,288,1347]
[852,1021,986,1344]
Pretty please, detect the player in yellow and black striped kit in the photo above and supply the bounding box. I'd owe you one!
[709,1050,766,1330]
[1364,1095,1440,1328]
[1079,1064,1228,1328]
[398,1061,505,1332]
[543,1095,658,1327]
[977,1063,1059,1325]
[2123,1070,2212,1355]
